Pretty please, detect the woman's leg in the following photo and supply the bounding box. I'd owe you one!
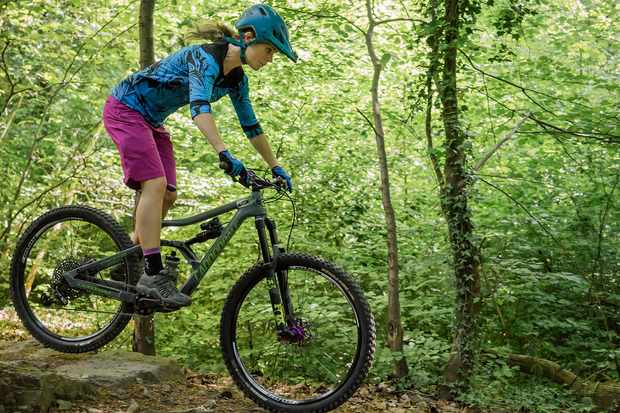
[162,189,177,218]
[135,176,166,252]
[152,126,177,219]
[134,177,190,306]
[130,187,175,244]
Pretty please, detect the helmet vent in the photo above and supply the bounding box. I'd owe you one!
[258,6,267,16]
[272,29,284,43]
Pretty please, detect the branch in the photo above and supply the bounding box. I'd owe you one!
[530,116,619,144]
[482,92,619,144]
[425,70,444,188]
[478,177,563,248]
[8,168,82,230]
[425,90,444,188]
[424,0,444,190]
[0,41,16,115]
[474,112,530,172]
[62,23,138,94]
[461,50,620,142]
[475,173,565,189]
[355,107,381,138]
[276,99,308,159]
[459,49,585,111]
[481,72,498,143]
[61,0,139,83]
[594,171,619,274]
[279,6,366,35]
[375,17,424,27]
[0,41,14,87]
[0,94,23,142]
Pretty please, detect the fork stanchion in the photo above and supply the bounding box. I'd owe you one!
[254,216,271,263]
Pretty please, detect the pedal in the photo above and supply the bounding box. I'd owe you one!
[135,295,182,314]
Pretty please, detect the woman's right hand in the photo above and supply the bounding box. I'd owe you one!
[218,150,246,176]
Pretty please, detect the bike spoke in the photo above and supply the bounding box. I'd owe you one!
[232,265,362,403]
[32,306,120,315]
[19,217,128,340]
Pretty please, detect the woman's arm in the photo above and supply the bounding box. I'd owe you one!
[193,112,226,153]
[249,133,279,168]
[252,133,293,191]
[193,114,277,167]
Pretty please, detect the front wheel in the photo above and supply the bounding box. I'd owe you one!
[220,253,376,413]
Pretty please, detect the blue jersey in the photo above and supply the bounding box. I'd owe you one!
[111,41,263,138]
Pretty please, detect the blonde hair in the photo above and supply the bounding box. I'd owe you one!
[186,21,237,42]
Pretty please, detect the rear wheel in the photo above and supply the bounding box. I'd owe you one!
[220,253,375,413]
[10,205,140,353]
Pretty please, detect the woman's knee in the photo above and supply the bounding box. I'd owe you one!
[141,177,167,197]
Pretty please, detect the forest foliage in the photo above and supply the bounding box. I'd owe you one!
[1,0,619,411]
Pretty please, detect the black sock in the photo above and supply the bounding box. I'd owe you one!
[144,252,163,275]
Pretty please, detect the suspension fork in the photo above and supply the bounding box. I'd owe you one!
[255,216,295,324]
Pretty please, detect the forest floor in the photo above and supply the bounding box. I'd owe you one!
[59,374,453,413]
[0,307,467,413]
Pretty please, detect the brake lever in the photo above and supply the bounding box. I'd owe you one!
[219,162,252,187]
[273,176,287,191]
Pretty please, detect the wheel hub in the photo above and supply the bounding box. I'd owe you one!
[277,319,312,345]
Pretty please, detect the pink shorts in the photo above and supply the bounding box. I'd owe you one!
[102,96,176,191]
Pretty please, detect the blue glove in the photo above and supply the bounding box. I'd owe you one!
[272,165,293,192]
[218,150,246,177]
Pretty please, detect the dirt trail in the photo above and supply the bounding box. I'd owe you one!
[0,307,453,413]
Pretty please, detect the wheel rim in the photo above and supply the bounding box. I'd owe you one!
[230,265,363,405]
[17,217,129,342]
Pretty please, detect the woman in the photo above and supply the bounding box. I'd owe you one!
[102,4,296,307]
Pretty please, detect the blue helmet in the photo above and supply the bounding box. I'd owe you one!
[226,4,297,63]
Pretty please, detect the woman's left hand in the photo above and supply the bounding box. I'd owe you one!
[272,166,293,192]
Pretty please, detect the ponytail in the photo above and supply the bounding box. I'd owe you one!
[186,21,236,42]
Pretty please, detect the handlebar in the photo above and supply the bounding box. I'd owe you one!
[219,162,285,191]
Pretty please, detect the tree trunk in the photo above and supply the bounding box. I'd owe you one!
[502,353,620,410]
[139,0,156,70]
[363,0,408,378]
[438,0,481,395]
[133,0,157,356]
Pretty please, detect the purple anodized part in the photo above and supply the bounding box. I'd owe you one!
[279,319,309,344]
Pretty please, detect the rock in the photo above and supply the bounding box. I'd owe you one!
[143,405,215,413]
[400,393,412,407]
[217,390,233,399]
[56,399,73,410]
[376,382,390,393]
[126,399,140,413]
[54,350,184,386]
[357,385,370,398]
[0,339,185,412]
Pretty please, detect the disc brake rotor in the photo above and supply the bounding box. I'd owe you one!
[278,319,313,345]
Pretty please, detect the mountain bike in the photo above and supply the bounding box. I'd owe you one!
[9,169,376,413]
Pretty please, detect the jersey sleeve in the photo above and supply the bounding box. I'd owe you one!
[187,47,220,119]
[229,74,263,139]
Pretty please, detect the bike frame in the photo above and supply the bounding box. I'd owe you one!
[63,188,294,319]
